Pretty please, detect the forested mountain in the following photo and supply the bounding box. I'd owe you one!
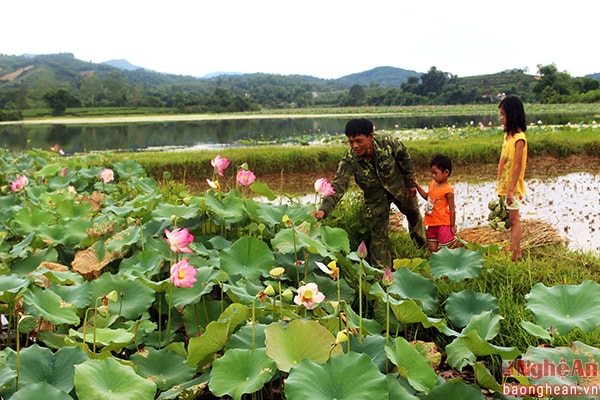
[1,53,599,120]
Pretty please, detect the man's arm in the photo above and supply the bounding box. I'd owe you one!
[316,158,353,218]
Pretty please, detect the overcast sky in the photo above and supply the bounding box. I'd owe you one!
[3,0,598,79]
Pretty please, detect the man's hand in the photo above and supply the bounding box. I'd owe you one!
[406,187,417,199]
[312,210,325,220]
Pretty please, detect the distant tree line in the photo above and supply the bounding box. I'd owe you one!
[1,53,599,120]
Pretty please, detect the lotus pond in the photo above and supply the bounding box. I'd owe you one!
[1,146,600,399]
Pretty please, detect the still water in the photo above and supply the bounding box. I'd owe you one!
[1,112,595,154]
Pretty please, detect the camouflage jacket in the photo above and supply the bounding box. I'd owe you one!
[320,134,417,217]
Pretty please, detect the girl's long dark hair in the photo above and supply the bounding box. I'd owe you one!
[499,95,527,135]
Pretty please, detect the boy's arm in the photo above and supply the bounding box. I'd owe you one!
[414,178,428,201]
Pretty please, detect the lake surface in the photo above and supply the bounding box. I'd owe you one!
[1,112,596,154]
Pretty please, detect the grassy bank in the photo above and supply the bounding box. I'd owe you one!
[103,122,600,192]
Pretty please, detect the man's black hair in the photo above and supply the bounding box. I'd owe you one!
[430,154,452,176]
[499,95,527,135]
[345,118,374,137]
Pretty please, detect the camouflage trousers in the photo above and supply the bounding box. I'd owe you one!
[368,194,426,269]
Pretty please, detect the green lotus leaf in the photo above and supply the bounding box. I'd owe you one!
[4,344,87,394]
[250,202,313,228]
[227,323,268,350]
[460,310,503,341]
[520,320,552,340]
[33,162,64,179]
[151,202,199,221]
[105,225,142,253]
[446,330,520,370]
[370,283,428,325]
[429,246,483,282]
[23,286,80,325]
[0,354,17,393]
[35,218,92,247]
[386,373,419,400]
[457,237,503,255]
[271,225,331,258]
[444,337,477,371]
[223,279,265,304]
[34,268,85,286]
[310,272,355,305]
[118,248,164,278]
[209,348,277,400]
[343,301,382,336]
[202,191,246,222]
[389,267,438,315]
[156,374,210,400]
[418,380,487,399]
[264,319,342,373]
[130,177,160,195]
[0,274,31,300]
[113,160,146,179]
[69,327,135,347]
[220,236,274,283]
[130,348,196,391]
[445,289,499,328]
[54,196,93,219]
[285,352,387,400]
[9,382,72,400]
[385,336,438,393]
[525,280,600,335]
[47,280,92,309]
[520,341,600,389]
[473,361,502,392]
[90,272,155,319]
[74,357,157,399]
[349,334,388,374]
[10,207,55,235]
[319,225,351,254]
[171,266,222,308]
[187,319,231,368]
[249,180,277,201]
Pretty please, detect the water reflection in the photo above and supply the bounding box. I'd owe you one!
[1,113,595,153]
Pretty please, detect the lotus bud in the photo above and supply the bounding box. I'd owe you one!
[357,240,368,259]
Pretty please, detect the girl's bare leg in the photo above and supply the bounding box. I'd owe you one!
[508,209,522,261]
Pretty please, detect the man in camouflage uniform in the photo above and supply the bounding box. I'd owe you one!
[314,118,426,268]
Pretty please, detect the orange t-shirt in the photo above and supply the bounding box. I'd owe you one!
[424,180,453,226]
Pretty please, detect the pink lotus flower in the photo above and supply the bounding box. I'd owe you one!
[294,282,326,309]
[211,155,230,176]
[314,178,335,197]
[164,228,194,253]
[100,168,114,183]
[10,175,28,192]
[51,144,65,155]
[237,169,256,186]
[170,259,198,288]
[357,240,368,259]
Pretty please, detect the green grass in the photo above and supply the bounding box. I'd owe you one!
[105,123,600,188]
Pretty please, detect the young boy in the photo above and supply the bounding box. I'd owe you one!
[415,154,456,252]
